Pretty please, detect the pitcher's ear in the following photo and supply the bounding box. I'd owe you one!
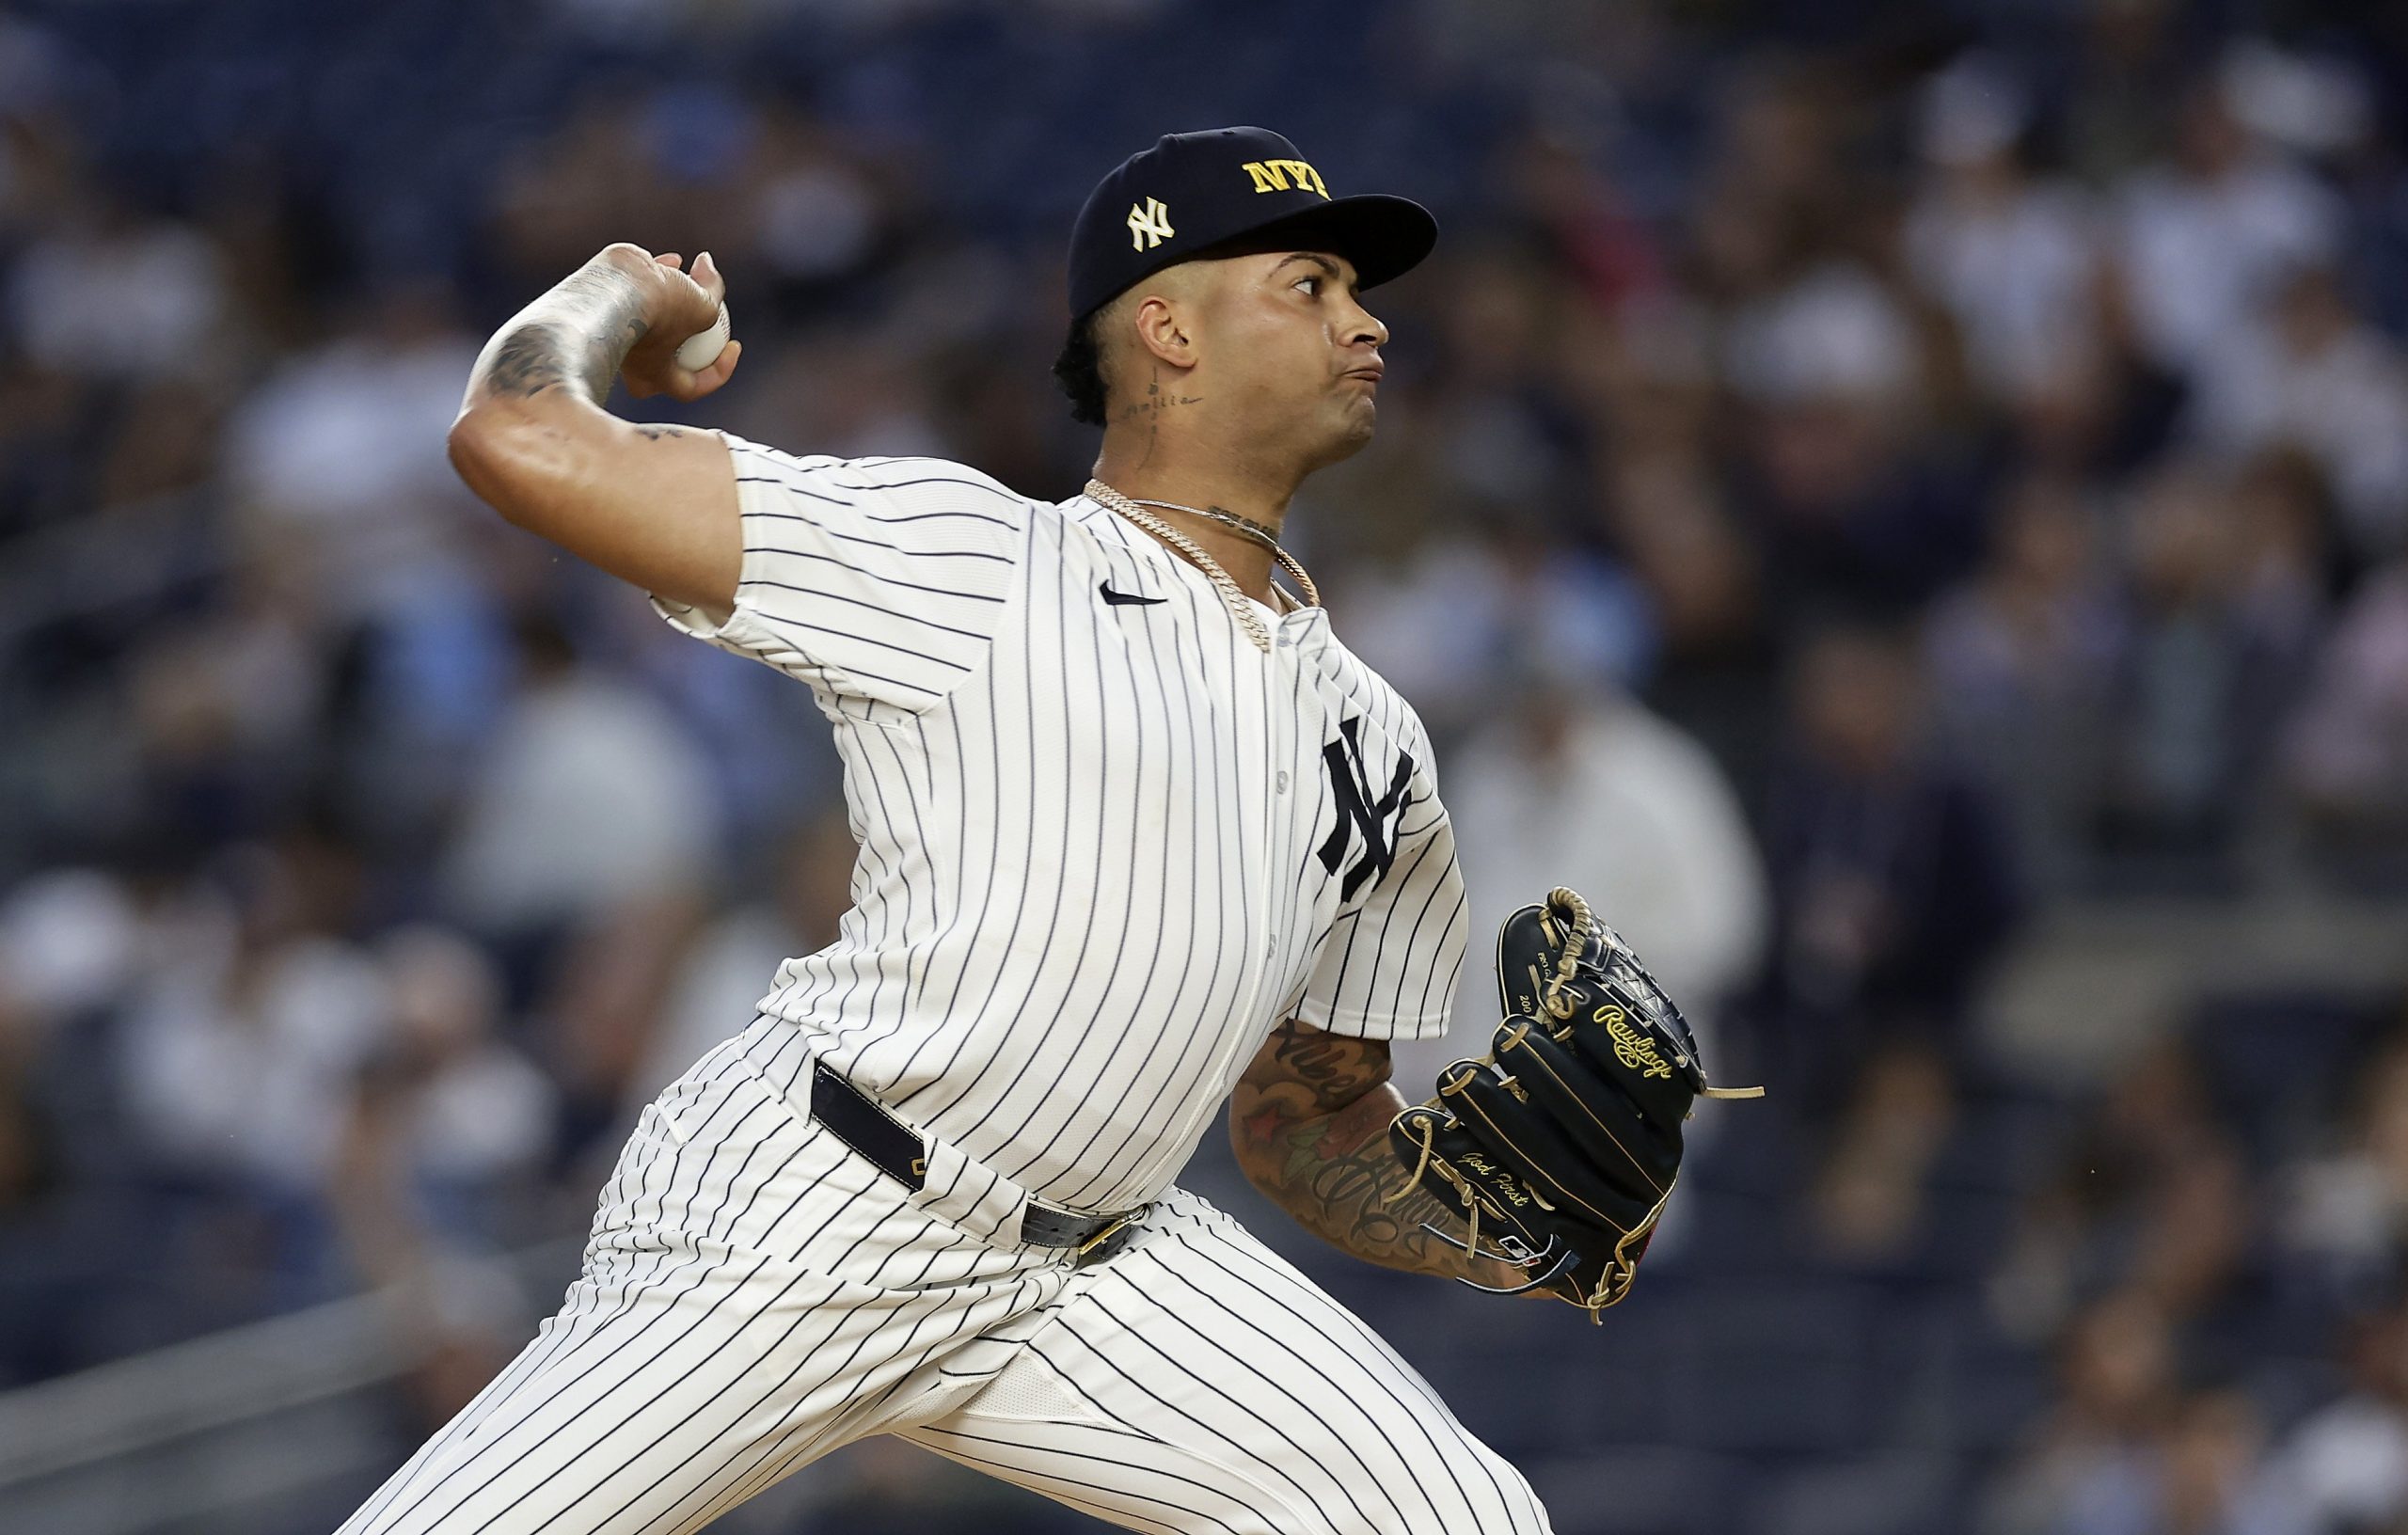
[1131,292,1199,371]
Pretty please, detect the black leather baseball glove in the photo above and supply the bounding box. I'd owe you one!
[1389,887,1760,1317]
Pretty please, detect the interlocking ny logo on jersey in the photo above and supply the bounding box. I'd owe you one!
[1242,159,1329,198]
[1126,197,1175,250]
[1318,715,1415,901]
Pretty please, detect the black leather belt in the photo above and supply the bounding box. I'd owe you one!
[809,1062,1144,1262]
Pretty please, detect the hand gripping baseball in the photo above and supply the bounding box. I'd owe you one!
[610,247,742,402]
[1388,888,1762,1318]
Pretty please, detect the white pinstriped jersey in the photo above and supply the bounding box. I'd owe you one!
[652,431,1468,1215]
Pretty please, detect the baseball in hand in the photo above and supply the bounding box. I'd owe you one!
[675,303,732,371]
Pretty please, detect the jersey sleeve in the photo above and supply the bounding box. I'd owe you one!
[650,433,1028,715]
[1291,752,1469,1042]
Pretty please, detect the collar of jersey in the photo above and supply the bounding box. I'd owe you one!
[1071,493,1325,637]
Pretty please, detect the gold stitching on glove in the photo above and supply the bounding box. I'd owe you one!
[1456,1091,1625,1233]
[1386,1114,1438,1205]
[1507,1030,1661,1196]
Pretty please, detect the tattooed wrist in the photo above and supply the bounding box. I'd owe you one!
[558,261,653,400]
[474,259,654,406]
[1235,1081,1522,1288]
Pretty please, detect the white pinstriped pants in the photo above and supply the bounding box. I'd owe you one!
[337,1034,1552,1535]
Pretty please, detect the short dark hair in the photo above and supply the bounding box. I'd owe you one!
[1052,311,1109,426]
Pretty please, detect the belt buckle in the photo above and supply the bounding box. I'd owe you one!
[1073,1205,1146,1267]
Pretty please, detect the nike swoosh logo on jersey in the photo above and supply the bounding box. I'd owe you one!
[1099,581,1165,607]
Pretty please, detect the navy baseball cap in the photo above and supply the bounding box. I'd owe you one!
[1067,127,1438,321]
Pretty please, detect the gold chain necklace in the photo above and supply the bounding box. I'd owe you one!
[1085,479,1320,654]
[1125,497,1288,553]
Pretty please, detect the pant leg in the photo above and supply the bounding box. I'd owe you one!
[340,1043,1065,1535]
[896,1189,1554,1535]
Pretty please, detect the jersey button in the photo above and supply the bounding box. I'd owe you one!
[1275,771,1290,794]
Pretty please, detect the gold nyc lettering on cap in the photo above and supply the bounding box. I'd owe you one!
[1241,158,1329,198]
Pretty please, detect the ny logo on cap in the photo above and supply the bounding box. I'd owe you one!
[1126,197,1175,251]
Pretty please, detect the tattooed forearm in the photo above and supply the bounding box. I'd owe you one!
[1268,1022,1388,1111]
[484,324,571,397]
[1231,1025,1523,1288]
[470,261,652,408]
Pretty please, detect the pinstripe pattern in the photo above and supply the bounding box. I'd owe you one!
[341,1044,1551,1535]
[902,1189,1548,1535]
[653,435,1467,1215]
[339,438,1536,1533]
[340,1038,1069,1535]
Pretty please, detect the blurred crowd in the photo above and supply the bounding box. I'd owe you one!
[7,0,2408,1530]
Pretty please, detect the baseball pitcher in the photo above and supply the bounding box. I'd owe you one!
[341,126,1745,1535]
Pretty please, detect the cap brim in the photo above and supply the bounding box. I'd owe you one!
[1210,194,1439,292]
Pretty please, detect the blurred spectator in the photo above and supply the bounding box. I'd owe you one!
[1984,1290,2183,1535]
[1809,1042,1958,1266]
[0,865,146,1364]
[1906,59,2107,405]
[0,353,96,541]
[2093,458,2322,875]
[2265,1299,2408,1535]
[336,926,553,1258]
[1338,511,1654,749]
[117,841,388,1198]
[2285,563,2408,880]
[489,102,679,282]
[2282,1028,2408,1306]
[1993,1040,2251,1344]
[749,115,888,296]
[6,192,230,384]
[2053,1389,2301,1535]
[223,281,484,613]
[1599,438,1756,648]
[438,612,717,940]
[0,864,144,1025]
[1726,257,1991,619]
[2190,264,2408,562]
[1749,625,2020,1114]
[90,379,228,517]
[628,811,860,1106]
[1925,475,2122,892]
[122,569,326,855]
[2112,79,2345,379]
[1726,261,1920,408]
[0,973,65,1385]
[1419,242,1592,527]
[532,891,707,1165]
[0,979,49,1214]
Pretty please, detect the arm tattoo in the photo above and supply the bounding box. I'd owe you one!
[474,261,653,407]
[1231,1026,1522,1288]
[485,324,571,398]
[1268,1022,1388,1111]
